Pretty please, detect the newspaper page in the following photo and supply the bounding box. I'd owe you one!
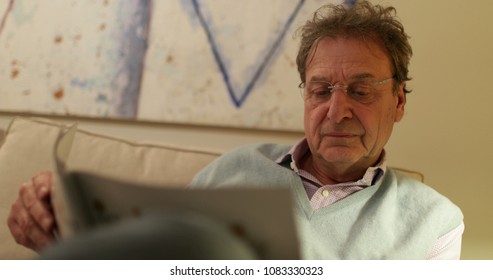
[51,128,300,259]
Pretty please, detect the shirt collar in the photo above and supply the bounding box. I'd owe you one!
[276,138,387,186]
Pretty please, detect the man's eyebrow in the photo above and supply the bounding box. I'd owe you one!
[308,73,376,83]
[350,73,375,80]
[309,76,332,83]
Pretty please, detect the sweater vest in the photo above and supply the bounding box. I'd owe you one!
[190,143,463,259]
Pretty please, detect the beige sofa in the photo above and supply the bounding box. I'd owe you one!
[0,117,222,260]
[0,117,423,260]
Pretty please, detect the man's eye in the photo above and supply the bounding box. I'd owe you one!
[348,84,371,96]
[311,88,332,97]
[350,90,369,96]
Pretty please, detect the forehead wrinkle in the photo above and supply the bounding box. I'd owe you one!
[309,72,376,84]
[351,72,375,80]
[306,37,394,91]
[309,75,332,83]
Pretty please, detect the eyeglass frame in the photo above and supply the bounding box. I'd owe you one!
[298,76,395,105]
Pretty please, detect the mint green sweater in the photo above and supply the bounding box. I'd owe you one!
[190,143,463,259]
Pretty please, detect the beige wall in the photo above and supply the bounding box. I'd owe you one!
[1,0,491,259]
[374,0,493,259]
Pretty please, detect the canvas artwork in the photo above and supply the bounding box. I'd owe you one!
[0,0,346,131]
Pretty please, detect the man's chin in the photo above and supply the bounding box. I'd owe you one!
[317,146,361,165]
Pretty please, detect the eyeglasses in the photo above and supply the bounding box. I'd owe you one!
[298,77,394,105]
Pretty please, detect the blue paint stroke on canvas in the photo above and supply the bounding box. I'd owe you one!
[66,1,150,119]
[191,0,305,108]
[108,0,150,118]
[0,0,14,40]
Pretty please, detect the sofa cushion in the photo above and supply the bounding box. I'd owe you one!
[0,117,221,259]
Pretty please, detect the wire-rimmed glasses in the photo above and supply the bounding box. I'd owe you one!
[299,77,394,105]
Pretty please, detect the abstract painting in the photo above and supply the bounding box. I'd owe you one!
[0,0,346,131]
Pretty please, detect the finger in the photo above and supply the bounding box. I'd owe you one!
[10,199,54,251]
[25,222,54,251]
[8,220,36,250]
[32,171,53,199]
[19,182,55,232]
[11,215,53,252]
[7,201,36,250]
[10,197,32,229]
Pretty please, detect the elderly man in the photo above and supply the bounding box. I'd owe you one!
[188,1,464,259]
[7,1,463,259]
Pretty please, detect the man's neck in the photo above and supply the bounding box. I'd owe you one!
[300,153,379,185]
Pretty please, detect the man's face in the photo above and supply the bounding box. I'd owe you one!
[303,36,406,175]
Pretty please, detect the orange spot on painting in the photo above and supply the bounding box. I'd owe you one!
[54,89,64,100]
[99,23,106,31]
[54,35,63,44]
[11,69,19,79]
[166,55,173,64]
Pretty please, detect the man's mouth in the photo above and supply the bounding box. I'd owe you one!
[325,132,357,138]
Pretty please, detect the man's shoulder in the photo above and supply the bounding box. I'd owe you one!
[219,143,292,162]
[387,168,449,199]
[386,168,463,233]
[189,143,295,189]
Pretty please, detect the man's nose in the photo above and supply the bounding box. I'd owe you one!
[326,90,353,123]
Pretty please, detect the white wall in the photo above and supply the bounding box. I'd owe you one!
[1,0,492,259]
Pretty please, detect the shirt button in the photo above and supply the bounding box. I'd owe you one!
[290,161,296,170]
[322,189,330,197]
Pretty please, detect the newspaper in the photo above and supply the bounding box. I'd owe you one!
[51,126,300,259]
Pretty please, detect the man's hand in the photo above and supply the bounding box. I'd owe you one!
[7,171,56,251]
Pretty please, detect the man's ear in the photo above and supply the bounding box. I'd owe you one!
[394,83,406,122]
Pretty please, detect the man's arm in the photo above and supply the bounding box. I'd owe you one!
[427,222,465,260]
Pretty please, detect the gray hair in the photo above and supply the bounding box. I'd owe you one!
[296,0,413,93]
